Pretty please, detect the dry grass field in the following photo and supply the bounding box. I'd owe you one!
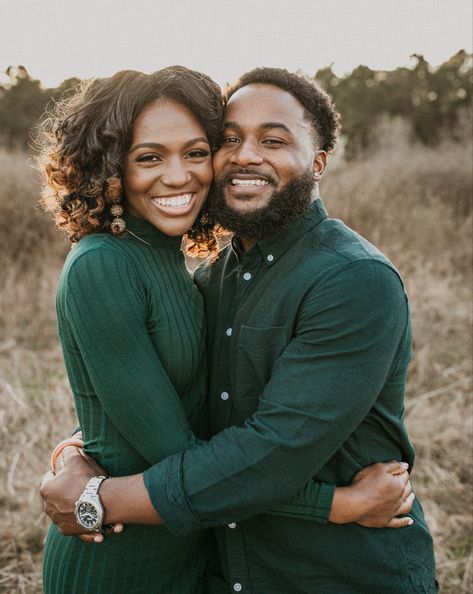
[0,132,471,592]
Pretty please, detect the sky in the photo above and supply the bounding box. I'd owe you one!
[1,0,472,88]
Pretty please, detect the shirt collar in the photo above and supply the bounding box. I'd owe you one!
[232,198,328,266]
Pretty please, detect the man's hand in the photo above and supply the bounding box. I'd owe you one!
[40,446,105,537]
[329,460,414,528]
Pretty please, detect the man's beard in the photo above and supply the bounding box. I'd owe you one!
[206,168,315,241]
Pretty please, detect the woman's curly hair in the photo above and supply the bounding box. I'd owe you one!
[37,66,224,258]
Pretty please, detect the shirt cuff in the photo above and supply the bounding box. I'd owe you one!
[143,453,201,536]
[266,480,335,523]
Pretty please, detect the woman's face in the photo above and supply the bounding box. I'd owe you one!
[123,99,213,236]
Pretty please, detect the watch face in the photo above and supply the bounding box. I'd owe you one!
[77,501,99,529]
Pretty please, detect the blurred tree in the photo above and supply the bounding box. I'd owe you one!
[0,66,81,149]
[314,50,472,158]
[0,66,49,148]
[0,52,471,156]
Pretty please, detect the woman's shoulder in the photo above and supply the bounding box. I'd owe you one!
[61,233,139,285]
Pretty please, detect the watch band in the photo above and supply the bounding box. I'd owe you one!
[82,475,108,497]
[75,475,109,531]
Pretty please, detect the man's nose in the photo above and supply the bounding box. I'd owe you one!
[231,140,264,166]
[161,159,192,186]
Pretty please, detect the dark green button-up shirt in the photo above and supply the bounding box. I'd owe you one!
[144,199,437,593]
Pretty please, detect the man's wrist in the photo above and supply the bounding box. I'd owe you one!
[100,474,164,526]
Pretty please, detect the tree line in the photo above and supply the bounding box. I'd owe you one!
[0,51,471,158]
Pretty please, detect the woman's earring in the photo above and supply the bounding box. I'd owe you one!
[110,199,126,235]
[107,178,126,235]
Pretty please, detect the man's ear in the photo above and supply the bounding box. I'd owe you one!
[312,151,327,180]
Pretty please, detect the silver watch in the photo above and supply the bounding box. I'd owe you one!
[74,475,108,532]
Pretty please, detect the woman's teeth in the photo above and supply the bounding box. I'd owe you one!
[152,193,193,207]
[230,179,269,186]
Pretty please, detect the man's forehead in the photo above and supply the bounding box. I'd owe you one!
[224,83,306,124]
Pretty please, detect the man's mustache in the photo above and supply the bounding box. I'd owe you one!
[216,169,277,187]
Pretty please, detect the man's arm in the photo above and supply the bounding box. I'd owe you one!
[41,260,415,533]
[40,447,413,538]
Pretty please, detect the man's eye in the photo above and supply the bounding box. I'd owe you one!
[223,137,240,144]
[263,139,285,146]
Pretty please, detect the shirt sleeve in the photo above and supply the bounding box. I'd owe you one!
[143,259,410,534]
[61,243,198,464]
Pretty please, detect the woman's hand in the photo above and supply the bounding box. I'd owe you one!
[41,446,123,542]
[329,460,414,528]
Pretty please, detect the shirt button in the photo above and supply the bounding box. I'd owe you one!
[228,522,236,528]
[220,392,230,401]
[233,584,242,592]
[267,254,274,262]
[242,272,252,281]
[226,327,233,336]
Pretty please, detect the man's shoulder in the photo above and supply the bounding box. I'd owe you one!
[310,216,392,268]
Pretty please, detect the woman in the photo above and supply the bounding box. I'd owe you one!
[39,66,413,594]
[39,66,223,594]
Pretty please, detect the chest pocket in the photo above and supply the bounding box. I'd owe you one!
[233,325,290,410]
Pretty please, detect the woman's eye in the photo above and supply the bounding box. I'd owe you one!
[222,137,240,144]
[136,153,161,163]
[187,149,210,159]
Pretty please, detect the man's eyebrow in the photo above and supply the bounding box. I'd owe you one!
[223,121,292,134]
[260,122,292,134]
[128,138,209,153]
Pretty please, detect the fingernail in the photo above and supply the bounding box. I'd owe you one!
[401,462,409,469]
[94,534,103,543]
[407,518,414,525]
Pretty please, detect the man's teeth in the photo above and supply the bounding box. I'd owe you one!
[152,194,192,207]
[230,179,269,186]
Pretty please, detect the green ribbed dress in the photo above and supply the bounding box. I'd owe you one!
[42,214,211,594]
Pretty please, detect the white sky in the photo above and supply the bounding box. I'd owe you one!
[1,0,471,88]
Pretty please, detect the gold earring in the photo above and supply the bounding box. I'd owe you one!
[107,177,126,235]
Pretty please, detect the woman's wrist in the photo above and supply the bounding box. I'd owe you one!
[50,438,84,473]
[328,485,360,524]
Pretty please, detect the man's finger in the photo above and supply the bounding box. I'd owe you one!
[385,515,414,529]
[387,460,409,475]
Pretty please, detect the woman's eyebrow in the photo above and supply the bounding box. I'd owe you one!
[129,138,209,153]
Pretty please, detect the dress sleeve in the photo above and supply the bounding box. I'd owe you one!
[143,259,409,533]
[61,243,198,464]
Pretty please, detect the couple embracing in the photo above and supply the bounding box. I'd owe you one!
[39,65,437,593]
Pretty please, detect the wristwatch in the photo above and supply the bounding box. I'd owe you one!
[74,475,108,532]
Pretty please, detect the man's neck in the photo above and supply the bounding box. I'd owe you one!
[238,186,320,253]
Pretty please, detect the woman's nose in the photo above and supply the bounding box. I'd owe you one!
[161,159,192,186]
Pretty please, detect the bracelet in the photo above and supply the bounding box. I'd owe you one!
[50,438,84,473]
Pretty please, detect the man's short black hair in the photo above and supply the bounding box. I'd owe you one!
[225,67,341,153]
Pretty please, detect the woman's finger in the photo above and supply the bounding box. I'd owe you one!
[78,533,101,543]
[397,492,416,515]
[387,460,409,475]
[385,515,414,528]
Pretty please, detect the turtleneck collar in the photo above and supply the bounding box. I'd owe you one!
[123,212,183,250]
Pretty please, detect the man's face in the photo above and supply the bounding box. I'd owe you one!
[212,83,318,215]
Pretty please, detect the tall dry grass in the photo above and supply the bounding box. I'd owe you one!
[0,130,472,592]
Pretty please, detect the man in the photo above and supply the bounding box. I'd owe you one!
[41,68,437,593]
